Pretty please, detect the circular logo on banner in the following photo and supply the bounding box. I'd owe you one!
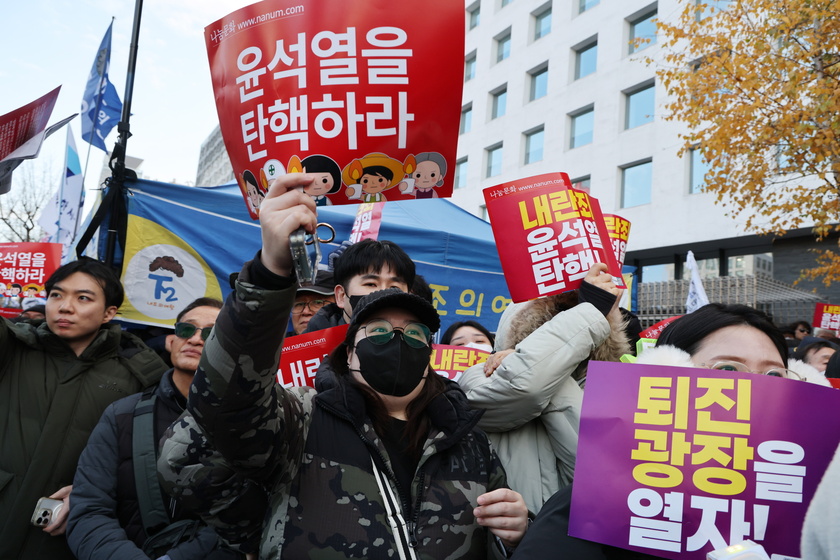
[121,217,222,324]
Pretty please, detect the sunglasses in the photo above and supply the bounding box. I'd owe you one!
[174,322,213,341]
[361,318,431,348]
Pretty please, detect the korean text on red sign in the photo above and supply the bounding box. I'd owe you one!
[0,242,61,319]
[813,302,840,333]
[570,361,840,559]
[483,172,625,303]
[205,0,465,218]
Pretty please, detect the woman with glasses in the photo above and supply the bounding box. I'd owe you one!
[159,173,528,560]
[640,303,829,385]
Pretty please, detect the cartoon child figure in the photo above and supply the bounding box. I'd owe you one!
[4,283,23,309]
[287,155,342,206]
[237,169,268,219]
[21,284,41,310]
[342,153,410,203]
[400,152,447,199]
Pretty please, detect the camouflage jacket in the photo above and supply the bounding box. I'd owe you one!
[160,261,511,559]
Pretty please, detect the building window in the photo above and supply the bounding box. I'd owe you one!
[467,3,480,29]
[574,40,597,79]
[696,0,732,20]
[625,82,655,129]
[460,104,473,134]
[480,205,490,221]
[570,107,594,148]
[491,87,507,119]
[690,148,710,193]
[486,144,503,178]
[496,30,512,63]
[455,157,469,189]
[571,175,591,192]
[501,0,512,6]
[629,9,657,54]
[465,52,477,81]
[534,6,551,40]
[529,66,548,101]
[621,160,653,207]
[524,127,545,165]
[579,0,599,13]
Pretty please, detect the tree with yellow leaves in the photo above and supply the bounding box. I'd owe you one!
[653,0,840,285]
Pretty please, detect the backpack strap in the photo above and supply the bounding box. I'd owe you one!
[133,386,170,533]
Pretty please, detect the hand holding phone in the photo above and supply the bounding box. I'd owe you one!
[31,497,64,528]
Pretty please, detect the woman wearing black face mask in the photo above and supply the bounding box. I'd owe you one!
[159,173,529,560]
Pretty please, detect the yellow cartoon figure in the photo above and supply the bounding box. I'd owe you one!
[342,153,411,203]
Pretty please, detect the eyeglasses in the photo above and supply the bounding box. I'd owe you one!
[174,322,213,341]
[704,361,802,381]
[361,318,431,348]
[291,299,330,314]
[797,328,810,334]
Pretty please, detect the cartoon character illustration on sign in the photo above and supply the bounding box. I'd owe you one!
[342,153,411,203]
[399,152,447,199]
[21,284,42,309]
[4,283,23,309]
[148,256,185,303]
[237,169,268,219]
[287,154,341,206]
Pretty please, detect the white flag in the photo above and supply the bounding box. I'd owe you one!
[39,125,85,259]
[685,250,710,313]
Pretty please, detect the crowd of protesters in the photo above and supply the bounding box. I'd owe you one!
[4,171,840,559]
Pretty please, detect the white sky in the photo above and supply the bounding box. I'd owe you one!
[1,0,250,192]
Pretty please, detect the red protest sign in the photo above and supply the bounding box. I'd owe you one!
[0,242,61,319]
[639,316,682,340]
[205,0,464,218]
[277,324,349,388]
[604,214,631,270]
[483,173,626,303]
[349,201,384,243]
[431,344,490,382]
[813,303,840,333]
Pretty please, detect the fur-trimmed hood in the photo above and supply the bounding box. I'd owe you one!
[637,344,831,387]
[495,291,630,366]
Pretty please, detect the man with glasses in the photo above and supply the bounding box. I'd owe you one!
[67,297,243,560]
[288,270,335,336]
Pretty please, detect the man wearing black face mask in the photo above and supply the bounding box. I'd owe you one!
[303,239,415,334]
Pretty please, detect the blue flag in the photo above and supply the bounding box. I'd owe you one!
[81,22,122,151]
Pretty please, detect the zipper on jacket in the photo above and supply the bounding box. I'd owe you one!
[408,466,426,548]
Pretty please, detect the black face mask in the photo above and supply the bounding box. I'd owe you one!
[351,333,431,397]
[348,294,365,312]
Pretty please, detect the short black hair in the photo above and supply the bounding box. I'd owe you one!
[657,303,788,367]
[333,239,415,290]
[176,297,223,323]
[439,320,495,346]
[792,340,836,363]
[790,320,812,334]
[45,258,125,309]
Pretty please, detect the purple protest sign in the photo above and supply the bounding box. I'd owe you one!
[571,361,840,559]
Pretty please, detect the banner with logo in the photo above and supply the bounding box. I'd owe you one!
[0,242,61,318]
[813,303,840,333]
[483,172,625,303]
[571,361,840,559]
[205,0,464,217]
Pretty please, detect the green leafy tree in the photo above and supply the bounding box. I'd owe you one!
[653,0,840,285]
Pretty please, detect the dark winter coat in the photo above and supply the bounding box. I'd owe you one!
[0,318,165,560]
[67,369,236,560]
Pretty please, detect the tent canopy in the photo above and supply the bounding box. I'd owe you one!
[120,178,510,334]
